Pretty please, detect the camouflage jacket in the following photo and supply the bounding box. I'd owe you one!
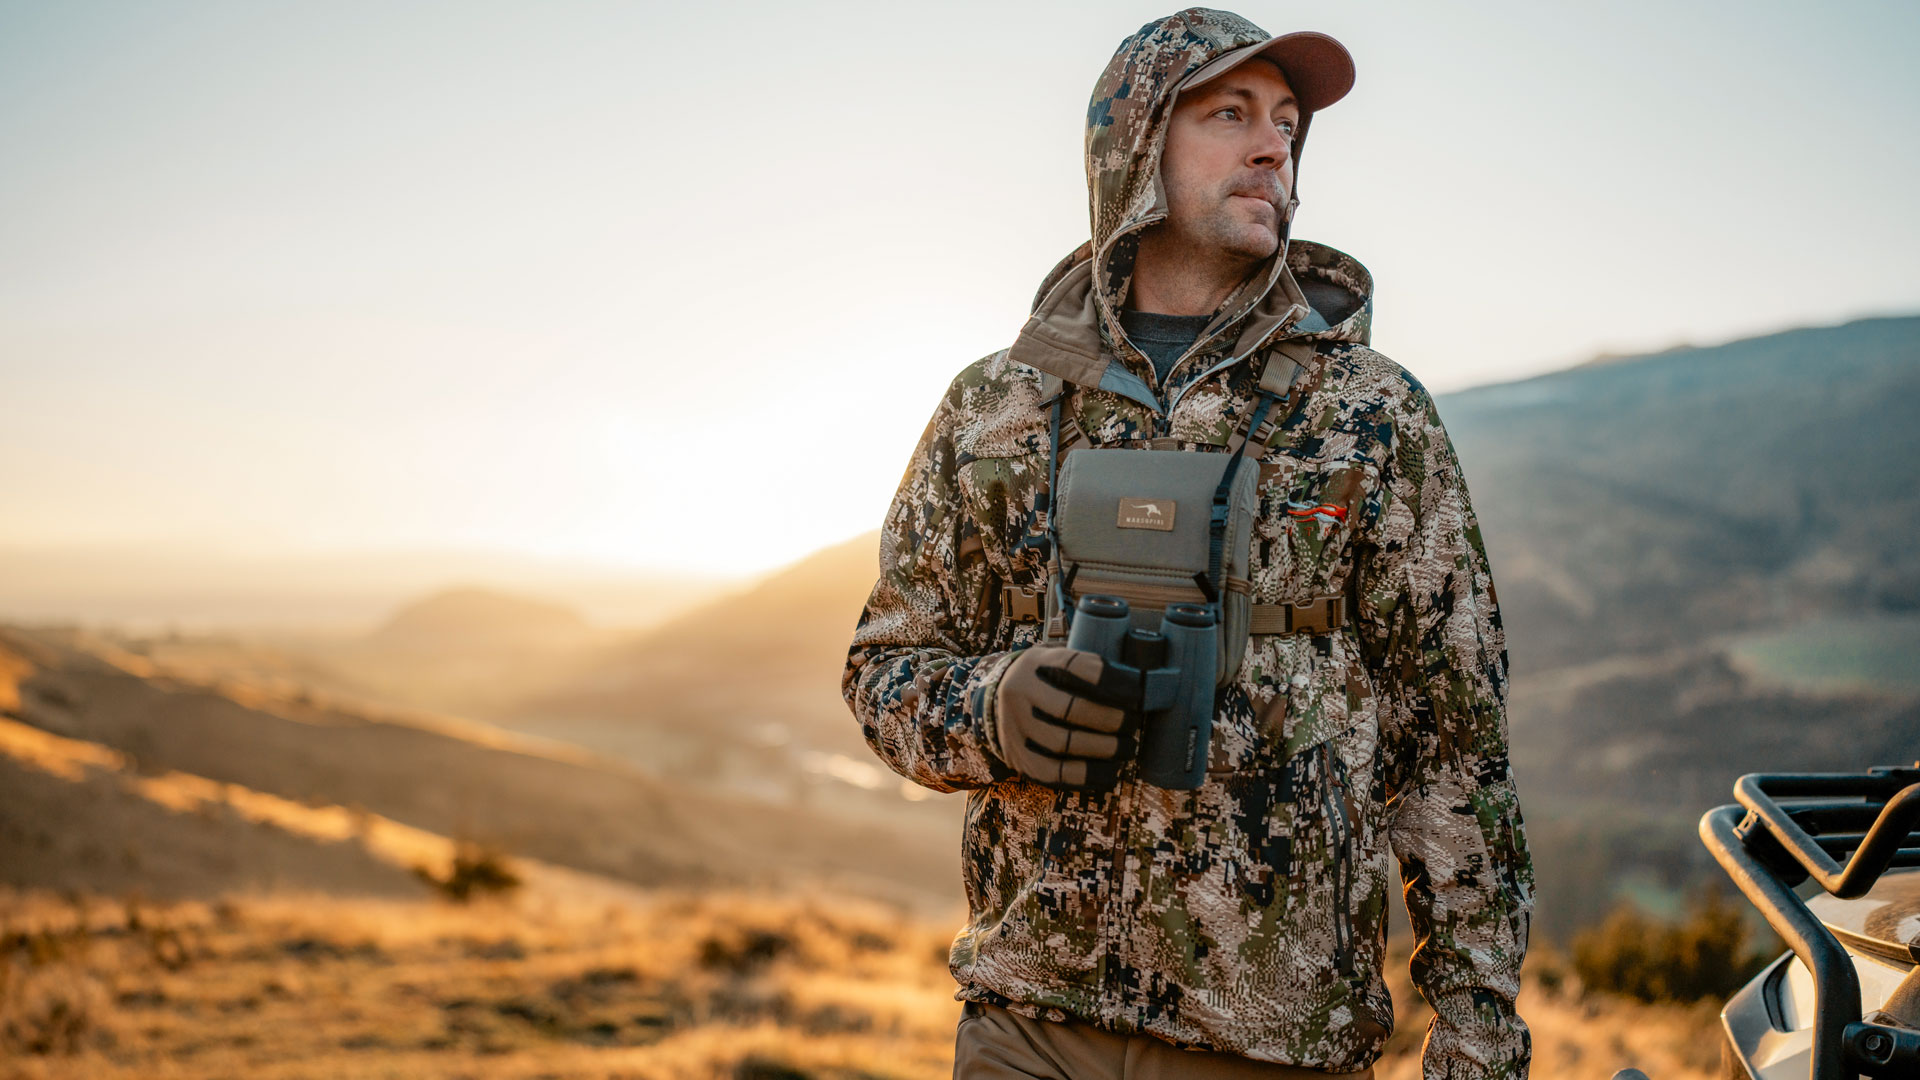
[844,10,1531,1077]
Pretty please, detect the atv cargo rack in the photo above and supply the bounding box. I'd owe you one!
[1700,764,1920,1078]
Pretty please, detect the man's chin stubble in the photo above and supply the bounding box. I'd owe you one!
[1199,209,1279,262]
[1212,225,1279,263]
[1151,217,1277,269]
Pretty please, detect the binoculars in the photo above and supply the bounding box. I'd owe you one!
[1064,593,1218,790]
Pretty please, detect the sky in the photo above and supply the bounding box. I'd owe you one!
[3,0,1917,579]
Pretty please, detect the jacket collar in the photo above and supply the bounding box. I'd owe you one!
[1009,238,1371,414]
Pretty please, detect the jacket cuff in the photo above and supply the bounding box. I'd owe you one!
[959,648,1023,767]
[1420,986,1530,1080]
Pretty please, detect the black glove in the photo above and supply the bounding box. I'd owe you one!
[989,646,1139,789]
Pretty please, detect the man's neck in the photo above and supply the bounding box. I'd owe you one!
[1128,230,1259,317]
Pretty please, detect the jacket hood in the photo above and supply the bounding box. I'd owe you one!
[1010,9,1370,410]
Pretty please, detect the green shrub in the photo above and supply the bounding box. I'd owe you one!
[1571,887,1776,1003]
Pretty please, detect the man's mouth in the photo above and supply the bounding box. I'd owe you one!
[1227,181,1282,209]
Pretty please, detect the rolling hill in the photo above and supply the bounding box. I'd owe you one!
[0,625,957,914]
[499,533,882,765]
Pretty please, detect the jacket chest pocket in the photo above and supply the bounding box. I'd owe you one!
[1251,455,1378,604]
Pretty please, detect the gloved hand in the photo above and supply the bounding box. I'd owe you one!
[990,646,1138,789]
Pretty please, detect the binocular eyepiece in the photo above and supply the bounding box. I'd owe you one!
[1065,594,1218,790]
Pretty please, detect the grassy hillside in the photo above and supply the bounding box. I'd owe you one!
[0,626,956,915]
[0,716,428,901]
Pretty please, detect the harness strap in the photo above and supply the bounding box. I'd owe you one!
[1206,344,1313,599]
[1006,373,1077,625]
[1010,375,1069,549]
[1004,592,1346,632]
[1041,376,1073,629]
[1249,596,1346,635]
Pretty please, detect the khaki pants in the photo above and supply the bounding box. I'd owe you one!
[953,1001,1375,1080]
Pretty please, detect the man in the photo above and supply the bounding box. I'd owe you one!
[844,9,1532,1078]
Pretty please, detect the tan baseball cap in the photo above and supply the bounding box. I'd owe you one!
[1181,31,1355,112]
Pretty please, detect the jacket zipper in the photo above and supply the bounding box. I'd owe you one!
[1099,777,1134,1023]
[1321,741,1354,977]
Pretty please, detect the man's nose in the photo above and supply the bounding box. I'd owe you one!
[1247,124,1292,170]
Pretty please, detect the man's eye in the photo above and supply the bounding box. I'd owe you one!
[1215,107,1241,121]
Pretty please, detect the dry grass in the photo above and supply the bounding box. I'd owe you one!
[0,887,1728,1080]
[0,887,960,1080]
[1507,988,1723,1080]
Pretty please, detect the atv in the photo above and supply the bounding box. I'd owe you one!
[1613,764,1919,1079]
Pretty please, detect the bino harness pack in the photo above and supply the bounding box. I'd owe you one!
[1002,341,1350,788]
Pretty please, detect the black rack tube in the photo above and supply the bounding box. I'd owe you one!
[1702,804,1860,1080]
[1808,834,1920,867]
[1735,776,1920,898]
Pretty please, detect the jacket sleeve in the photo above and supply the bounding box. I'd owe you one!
[1354,383,1534,1079]
[842,377,1019,793]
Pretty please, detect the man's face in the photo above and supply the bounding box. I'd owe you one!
[1157,59,1300,263]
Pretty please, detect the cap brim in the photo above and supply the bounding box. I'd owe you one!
[1181,31,1355,113]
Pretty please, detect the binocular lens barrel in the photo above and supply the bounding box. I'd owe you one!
[1068,594,1133,658]
[1164,602,1214,629]
[1141,606,1215,790]
[1063,593,1216,792]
